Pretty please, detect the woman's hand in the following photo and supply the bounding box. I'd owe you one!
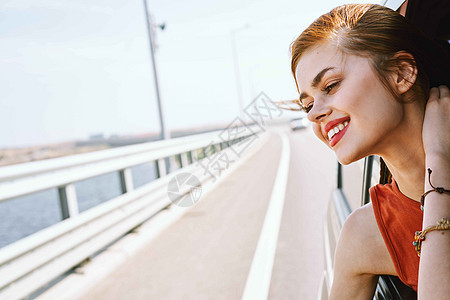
[422,85,450,162]
[419,85,450,299]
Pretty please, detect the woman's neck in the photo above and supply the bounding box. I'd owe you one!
[384,152,425,201]
[379,100,426,201]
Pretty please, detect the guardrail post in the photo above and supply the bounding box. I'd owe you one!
[156,158,167,178]
[191,150,198,162]
[58,184,79,219]
[180,152,189,167]
[169,156,178,172]
[119,168,134,193]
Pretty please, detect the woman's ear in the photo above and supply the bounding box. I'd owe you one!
[391,51,418,95]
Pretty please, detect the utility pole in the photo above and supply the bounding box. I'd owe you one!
[231,24,249,120]
[143,0,169,140]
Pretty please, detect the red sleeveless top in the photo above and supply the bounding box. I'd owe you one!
[369,179,423,291]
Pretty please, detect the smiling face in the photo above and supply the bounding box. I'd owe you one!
[295,42,406,164]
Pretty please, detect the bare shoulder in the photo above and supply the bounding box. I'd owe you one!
[329,203,396,299]
[339,203,395,275]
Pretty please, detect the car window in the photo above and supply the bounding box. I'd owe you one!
[340,159,365,211]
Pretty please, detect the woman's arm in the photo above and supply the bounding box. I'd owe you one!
[330,204,393,299]
[418,85,450,298]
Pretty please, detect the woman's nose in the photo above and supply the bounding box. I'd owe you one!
[307,98,332,122]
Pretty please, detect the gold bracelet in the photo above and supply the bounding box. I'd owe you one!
[413,218,450,257]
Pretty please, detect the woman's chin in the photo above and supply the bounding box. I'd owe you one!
[336,156,353,165]
[334,150,359,165]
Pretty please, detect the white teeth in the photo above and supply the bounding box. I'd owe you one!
[327,121,349,140]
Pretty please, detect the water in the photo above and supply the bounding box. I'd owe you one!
[0,162,158,249]
[0,188,62,248]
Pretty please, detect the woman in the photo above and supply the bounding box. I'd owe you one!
[289,4,449,299]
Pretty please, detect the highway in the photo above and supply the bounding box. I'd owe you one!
[39,127,338,300]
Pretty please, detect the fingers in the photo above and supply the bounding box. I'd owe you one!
[429,87,440,102]
[438,85,449,98]
[429,85,449,103]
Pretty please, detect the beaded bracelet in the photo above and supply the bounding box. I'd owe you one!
[420,168,450,211]
[413,218,450,257]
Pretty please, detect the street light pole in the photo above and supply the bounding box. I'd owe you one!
[143,0,169,140]
[231,24,249,120]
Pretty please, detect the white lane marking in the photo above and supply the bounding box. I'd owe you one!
[241,132,290,300]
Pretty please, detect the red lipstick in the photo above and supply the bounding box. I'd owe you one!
[324,117,350,134]
[329,124,349,147]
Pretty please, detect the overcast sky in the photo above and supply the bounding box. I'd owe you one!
[0,0,378,148]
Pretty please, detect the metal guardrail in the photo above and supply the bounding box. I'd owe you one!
[0,130,246,200]
[0,126,264,300]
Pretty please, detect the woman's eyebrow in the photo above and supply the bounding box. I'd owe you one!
[299,66,336,102]
[311,67,335,88]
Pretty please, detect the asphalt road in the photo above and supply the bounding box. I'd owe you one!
[77,128,338,300]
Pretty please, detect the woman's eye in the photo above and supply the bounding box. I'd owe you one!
[324,81,339,94]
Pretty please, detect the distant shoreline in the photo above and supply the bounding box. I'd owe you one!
[0,124,230,167]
